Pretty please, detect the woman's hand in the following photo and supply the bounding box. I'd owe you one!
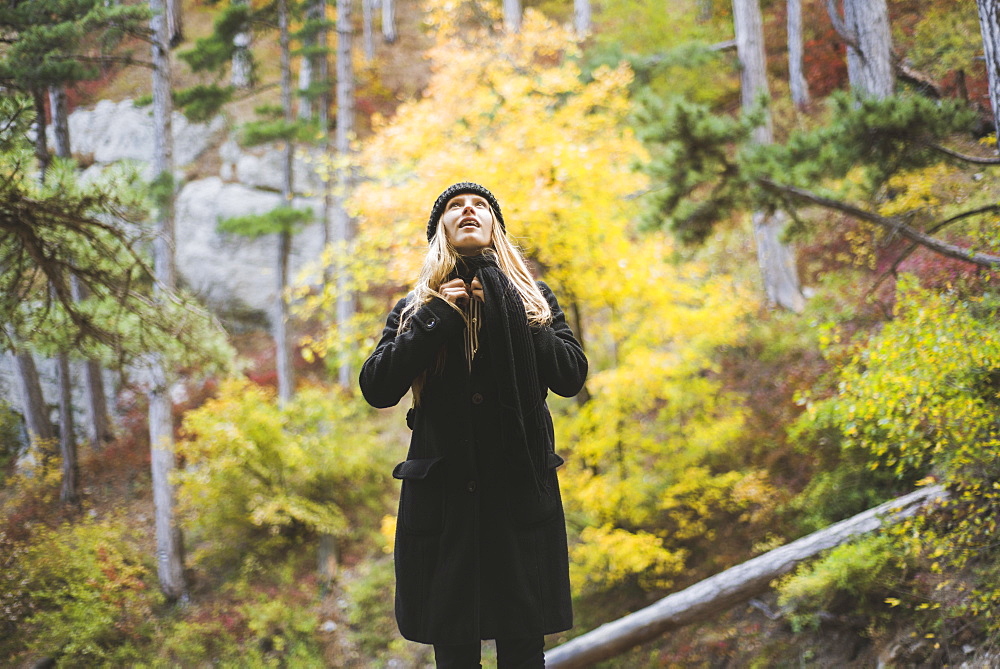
[439,277,485,307]
[439,278,470,307]
[469,277,484,303]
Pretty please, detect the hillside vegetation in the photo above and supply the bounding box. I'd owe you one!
[2,0,1000,666]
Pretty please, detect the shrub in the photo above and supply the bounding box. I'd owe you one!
[0,514,163,665]
[175,379,395,572]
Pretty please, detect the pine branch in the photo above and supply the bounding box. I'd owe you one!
[758,178,1000,269]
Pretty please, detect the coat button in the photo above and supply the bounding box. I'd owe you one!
[471,392,484,405]
[466,480,477,493]
[426,318,437,329]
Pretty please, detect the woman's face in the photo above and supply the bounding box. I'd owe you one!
[440,194,494,255]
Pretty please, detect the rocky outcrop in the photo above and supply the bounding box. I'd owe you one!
[175,178,324,314]
[55,98,329,317]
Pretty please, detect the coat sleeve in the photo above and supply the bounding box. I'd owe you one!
[533,281,588,398]
[359,295,466,408]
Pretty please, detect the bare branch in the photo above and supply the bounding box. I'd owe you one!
[758,178,1000,269]
[926,142,1000,165]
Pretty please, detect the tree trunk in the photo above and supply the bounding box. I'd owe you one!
[977,0,1000,148]
[574,0,591,36]
[276,0,295,404]
[546,485,948,668]
[362,0,375,60]
[72,279,114,448]
[10,351,54,445]
[333,0,356,389]
[382,0,397,44]
[845,0,892,98]
[733,0,805,312]
[35,90,79,503]
[504,0,521,33]
[56,354,77,505]
[149,0,186,602]
[167,0,183,46]
[231,0,253,89]
[48,87,71,158]
[826,0,893,99]
[787,0,810,107]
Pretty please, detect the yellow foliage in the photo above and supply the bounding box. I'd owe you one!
[294,0,763,599]
[570,524,685,593]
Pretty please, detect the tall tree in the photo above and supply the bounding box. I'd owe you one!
[49,85,115,451]
[297,0,330,120]
[825,0,893,99]
[733,0,805,312]
[0,0,143,457]
[149,0,187,602]
[333,0,356,389]
[787,0,810,107]
[185,0,315,404]
[33,89,78,504]
[977,0,1000,148]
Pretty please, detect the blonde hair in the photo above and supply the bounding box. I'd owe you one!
[399,206,552,400]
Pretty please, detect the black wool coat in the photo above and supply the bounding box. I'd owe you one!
[360,281,587,645]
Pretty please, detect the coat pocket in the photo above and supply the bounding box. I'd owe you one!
[507,451,565,527]
[393,457,445,535]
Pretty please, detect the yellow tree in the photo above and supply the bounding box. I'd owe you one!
[296,1,769,598]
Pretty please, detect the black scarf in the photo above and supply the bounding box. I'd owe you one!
[454,254,549,495]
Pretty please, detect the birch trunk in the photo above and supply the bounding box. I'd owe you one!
[787,0,810,107]
[574,0,591,36]
[333,0,356,390]
[362,0,375,60]
[547,485,948,668]
[504,0,521,33]
[150,0,186,602]
[382,0,397,43]
[977,0,1000,148]
[276,0,295,404]
[733,0,805,312]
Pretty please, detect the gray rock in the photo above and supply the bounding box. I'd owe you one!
[59,99,224,169]
[175,177,326,315]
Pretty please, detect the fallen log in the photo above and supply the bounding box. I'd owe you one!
[547,484,948,668]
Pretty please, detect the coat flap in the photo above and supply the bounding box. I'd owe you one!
[545,451,565,470]
[392,457,444,480]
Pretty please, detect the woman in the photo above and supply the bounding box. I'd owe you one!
[360,182,588,668]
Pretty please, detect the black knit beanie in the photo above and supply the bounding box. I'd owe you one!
[426,182,505,242]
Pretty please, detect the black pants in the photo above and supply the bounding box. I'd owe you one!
[433,637,544,669]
